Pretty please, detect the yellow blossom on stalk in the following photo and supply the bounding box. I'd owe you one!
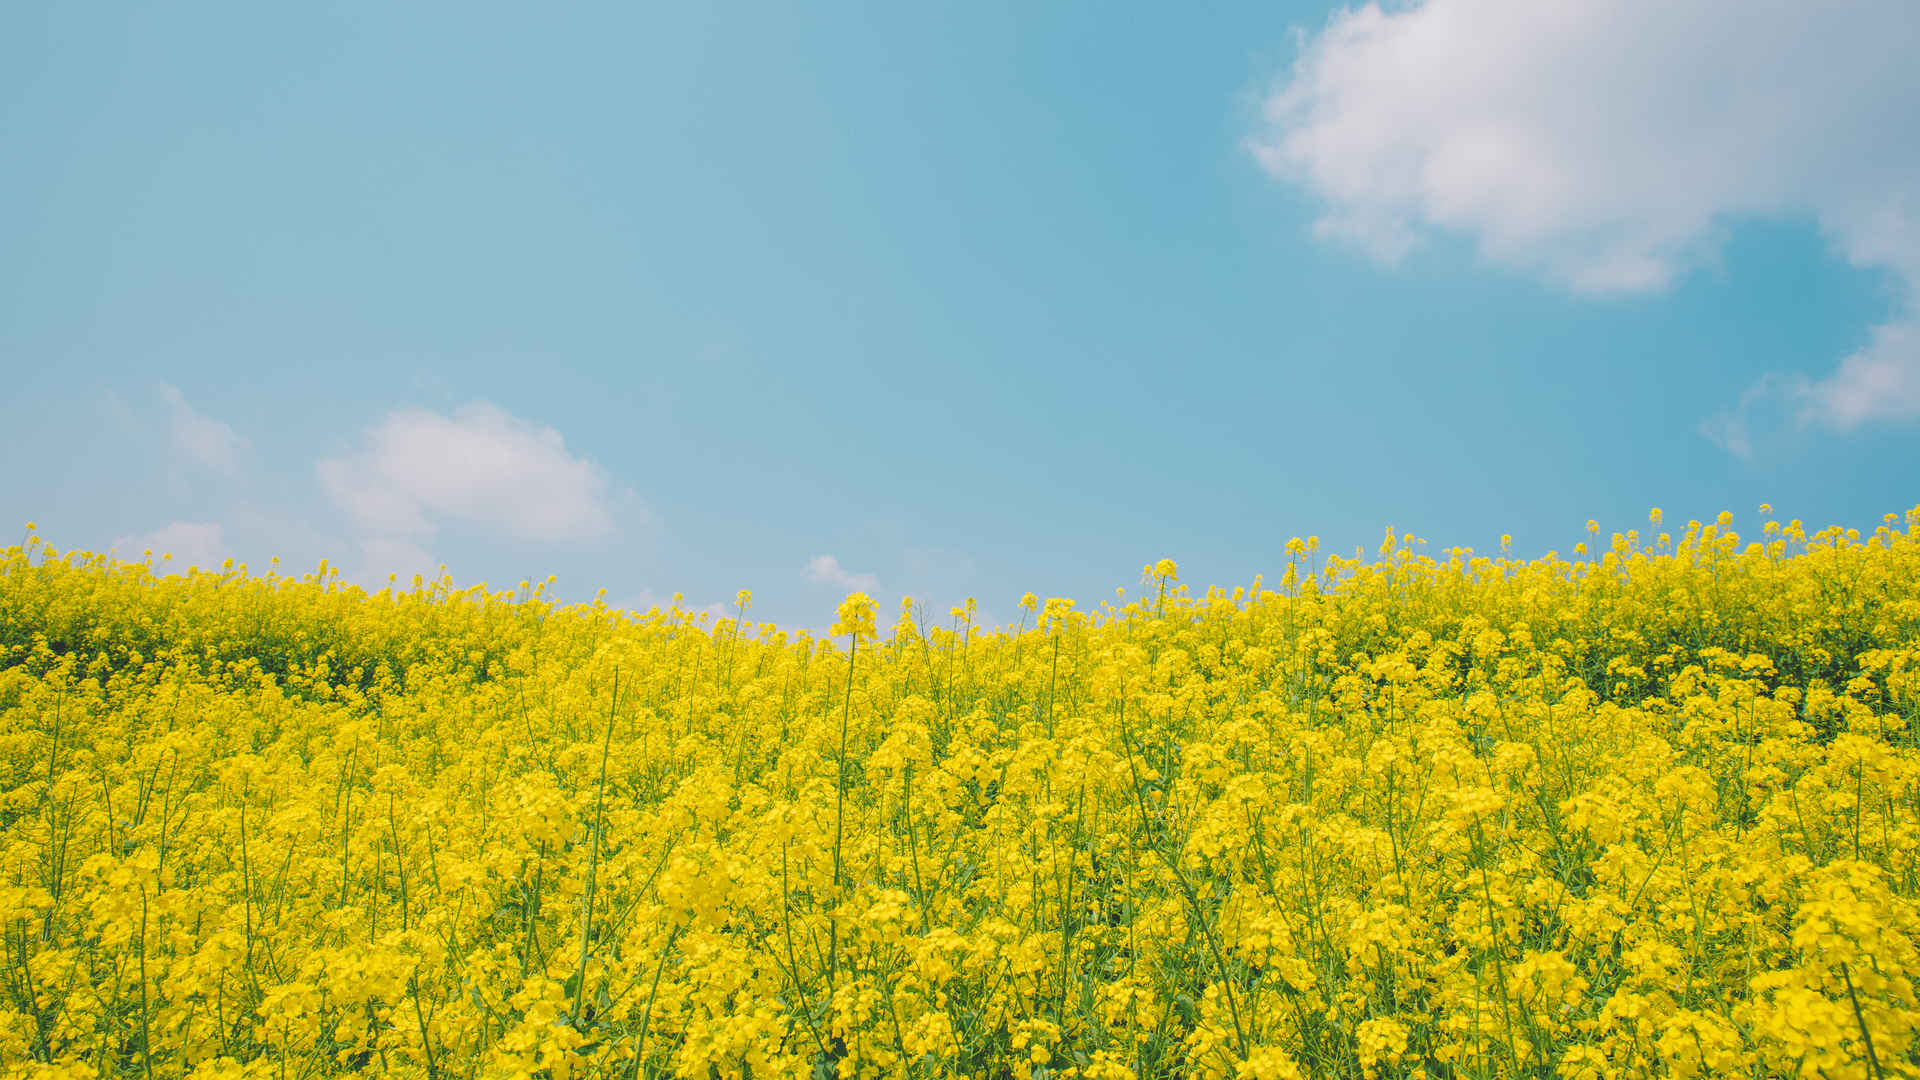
[832,590,876,639]
[1041,596,1073,631]
[1355,1017,1410,1079]
[1237,1045,1306,1079]
[1657,1011,1744,1079]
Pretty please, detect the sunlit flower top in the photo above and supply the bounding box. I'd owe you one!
[831,590,876,639]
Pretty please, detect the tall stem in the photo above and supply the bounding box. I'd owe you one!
[1842,963,1887,1080]
[829,636,856,988]
[572,670,620,1026]
[138,886,154,1080]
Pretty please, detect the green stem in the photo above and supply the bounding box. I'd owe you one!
[1841,963,1886,1080]
[829,636,856,989]
[573,670,621,1026]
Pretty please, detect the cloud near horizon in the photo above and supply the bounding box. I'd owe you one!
[804,554,879,593]
[318,403,617,576]
[112,521,230,570]
[1251,0,1920,446]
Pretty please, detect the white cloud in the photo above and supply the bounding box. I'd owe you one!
[318,403,616,574]
[1798,321,1920,428]
[159,384,245,476]
[354,535,440,580]
[1251,0,1920,432]
[804,554,879,592]
[1698,409,1756,462]
[114,521,229,570]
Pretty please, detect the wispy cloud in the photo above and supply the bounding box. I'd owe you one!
[160,383,245,478]
[1797,321,1920,430]
[1699,376,1800,461]
[1251,0,1920,439]
[804,554,879,592]
[113,521,229,570]
[318,403,617,576]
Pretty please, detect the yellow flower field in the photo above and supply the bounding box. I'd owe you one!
[3,511,1919,1079]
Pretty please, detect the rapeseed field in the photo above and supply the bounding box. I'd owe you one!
[3,511,1918,1079]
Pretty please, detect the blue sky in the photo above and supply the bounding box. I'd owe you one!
[4,0,1917,629]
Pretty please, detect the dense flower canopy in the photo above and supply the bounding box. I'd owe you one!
[3,510,1919,1079]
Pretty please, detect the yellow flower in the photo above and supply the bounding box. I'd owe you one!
[1041,596,1073,630]
[831,590,876,638]
[1355,1017,1410,1078]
